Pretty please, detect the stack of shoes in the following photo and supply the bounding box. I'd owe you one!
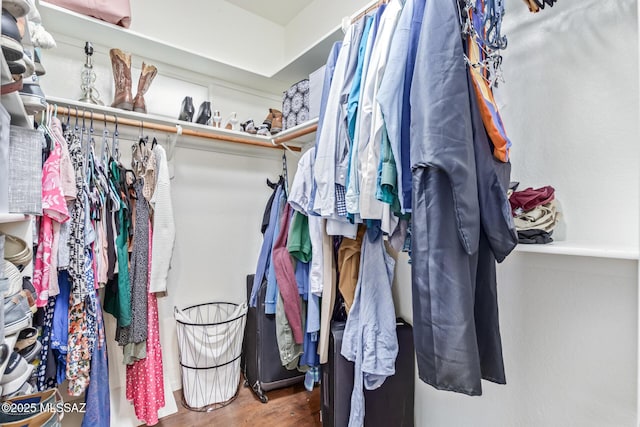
[509,185,560,244]
[1,0,49,115]
[1,5,28,97]
[0,351,33,398]
[0,388,61,426]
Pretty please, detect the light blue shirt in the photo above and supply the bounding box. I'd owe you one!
[250,184,283,307]
[341,229,398,427]
[376,0,415,213]
[265,190,286,314]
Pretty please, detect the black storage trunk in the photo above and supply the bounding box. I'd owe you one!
[242,274,304,403]
[321,319,415,427]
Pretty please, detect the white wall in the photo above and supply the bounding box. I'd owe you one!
[128,0,285,75]
[393,1,640,426]
[496,0,639,246]
[283,0,371,62]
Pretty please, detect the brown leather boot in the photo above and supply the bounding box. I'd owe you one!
[132,62,158,114]
[109,48,133,111]
[270,108,283,133]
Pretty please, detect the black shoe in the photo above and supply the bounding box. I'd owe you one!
[195,101,212,125]
[1,8,23,62]
[178,96,194,122]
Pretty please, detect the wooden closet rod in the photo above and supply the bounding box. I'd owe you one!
[351,0,389,23]
[52,105,302,152]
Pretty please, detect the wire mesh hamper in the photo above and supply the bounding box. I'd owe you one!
[175,301,248,411]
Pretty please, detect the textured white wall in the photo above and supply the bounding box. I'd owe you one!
[394,1,640,426]
[129,0,286,75]
[497,0,639,246]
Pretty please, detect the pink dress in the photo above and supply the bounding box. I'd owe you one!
[126,224,165,425]
[33,138,69,307]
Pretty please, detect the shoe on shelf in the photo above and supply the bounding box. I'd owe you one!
[1,410,59,427]
[4,234,32,269]
[2,8,24,62]
[7,58,26,76]
[178,96,194,122]
[256,124,271,136]
[2,0,30,19]
[109,48,133,111]
[132,61,158,114]
[17,339,40,363]
[240,119,257,135]
[224,112,238,130]
[195,101,212,125]
[0,352,33,397]
[19,74,47,115]
[270,108,283,134]
[4,262,23,298]
[4,379,33,398]
[2,388,58,424]
[21,49,35,78]
[4,293,32,336]
[14,327,36,352]
[33,48,45,76]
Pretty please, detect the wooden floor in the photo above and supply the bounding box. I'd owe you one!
[151,383,321,427]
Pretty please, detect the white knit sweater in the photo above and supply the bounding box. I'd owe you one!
[150,145,175,294]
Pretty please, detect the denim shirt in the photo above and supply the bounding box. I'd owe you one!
[377,0,419,214]
[341,229,397,427]
[250,184,283,307]
[265,190,286,314]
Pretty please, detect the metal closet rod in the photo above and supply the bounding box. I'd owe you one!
[51,105,303,152]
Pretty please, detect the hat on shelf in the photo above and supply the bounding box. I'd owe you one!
[3,234,32,268]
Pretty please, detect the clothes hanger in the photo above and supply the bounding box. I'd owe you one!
[485,0,507,50]
[281,150,289,197]
[100,113,110,166]
[112,115,120,161]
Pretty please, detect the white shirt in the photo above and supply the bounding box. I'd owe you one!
[358,0,404,221]
[313,24,356,218]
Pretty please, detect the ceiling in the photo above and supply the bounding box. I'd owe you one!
[225,0,314,26]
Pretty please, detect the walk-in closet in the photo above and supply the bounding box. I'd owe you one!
[0,0,638,426]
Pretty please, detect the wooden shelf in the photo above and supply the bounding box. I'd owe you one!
[512,241,639,260]
[0,214,29,224]
[48,97,318,150]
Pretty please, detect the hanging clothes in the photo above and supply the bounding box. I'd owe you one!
[409,0,516,395]
[65,127,94,396]
[32,134,69,307]
[117,179,150,363]
[341,228,397,427]
[126,225,165,426]
[149,144,175,294]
